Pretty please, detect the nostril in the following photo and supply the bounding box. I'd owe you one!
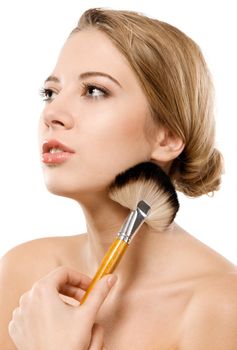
[51,120,64,126]
[43,110,74,130]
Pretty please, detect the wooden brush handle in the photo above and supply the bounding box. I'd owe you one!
[80,238,128,304]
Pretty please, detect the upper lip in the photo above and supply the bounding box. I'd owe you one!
[42,139,76,154]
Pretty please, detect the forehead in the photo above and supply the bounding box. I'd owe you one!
[53,29,140,90]
[55,30,127,74]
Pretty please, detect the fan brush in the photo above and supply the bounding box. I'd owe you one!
[80,162,179,304]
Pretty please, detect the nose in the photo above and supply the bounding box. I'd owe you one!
[42,101,75,130]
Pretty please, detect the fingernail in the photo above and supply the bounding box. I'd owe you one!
[107,275,118,288]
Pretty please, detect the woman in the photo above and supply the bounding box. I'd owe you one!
[1,7,237,349]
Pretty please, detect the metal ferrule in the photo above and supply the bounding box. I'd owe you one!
[117,200,151,244]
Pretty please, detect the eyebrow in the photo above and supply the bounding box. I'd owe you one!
[44,71,122,88]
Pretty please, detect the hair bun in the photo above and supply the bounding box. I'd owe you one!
[171,148,224,197]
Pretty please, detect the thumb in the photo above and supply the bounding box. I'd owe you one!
[81,274,117,322]
[88,323,104,349]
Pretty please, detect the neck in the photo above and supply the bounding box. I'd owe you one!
[77,192,188,290]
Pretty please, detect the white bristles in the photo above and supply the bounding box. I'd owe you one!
[109,178,175,232]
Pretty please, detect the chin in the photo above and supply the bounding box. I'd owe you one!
[41,161,122,201]
[44,174,110,201]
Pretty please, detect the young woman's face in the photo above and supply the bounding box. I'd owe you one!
[38,29,155,199]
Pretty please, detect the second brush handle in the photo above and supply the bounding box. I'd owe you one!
[79,237,128,304]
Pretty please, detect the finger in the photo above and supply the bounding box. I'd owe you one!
[19,292,29,306]
[8,319,16,339]
[81,275,117,322]
[59,293,80,307]
[59,284,86,301]
[88,323,104,350]
[11,307,19,322]
[37,266,92,293]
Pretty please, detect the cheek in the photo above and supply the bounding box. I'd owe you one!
[81,103,152,172]
[41,101,153,196]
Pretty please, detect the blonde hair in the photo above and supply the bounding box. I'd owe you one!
[71,8,224,197]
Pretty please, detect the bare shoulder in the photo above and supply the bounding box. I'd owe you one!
[0,233,86,349]
[180,270,237,350]
[0,233,87,291]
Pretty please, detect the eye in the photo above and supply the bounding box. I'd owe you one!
[39,88,57,102]
[82,83,109,99]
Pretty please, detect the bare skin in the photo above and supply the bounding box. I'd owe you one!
[1,224,236,349]
[59,227,237,350]
[1,28,237,349]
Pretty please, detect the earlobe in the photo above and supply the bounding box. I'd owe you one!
[150,129,185,163]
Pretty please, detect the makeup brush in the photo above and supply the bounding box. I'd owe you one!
[80,162,179,304]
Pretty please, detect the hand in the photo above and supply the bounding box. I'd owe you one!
[8,266,117,350]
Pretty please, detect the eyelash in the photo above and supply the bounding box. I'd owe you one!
[39,88,55,102]
[39,83,109,102]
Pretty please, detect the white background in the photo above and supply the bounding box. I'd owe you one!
[0,0,236,263]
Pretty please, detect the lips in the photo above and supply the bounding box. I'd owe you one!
[42,139,75,164]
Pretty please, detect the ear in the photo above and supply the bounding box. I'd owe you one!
[150,128,185,164]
